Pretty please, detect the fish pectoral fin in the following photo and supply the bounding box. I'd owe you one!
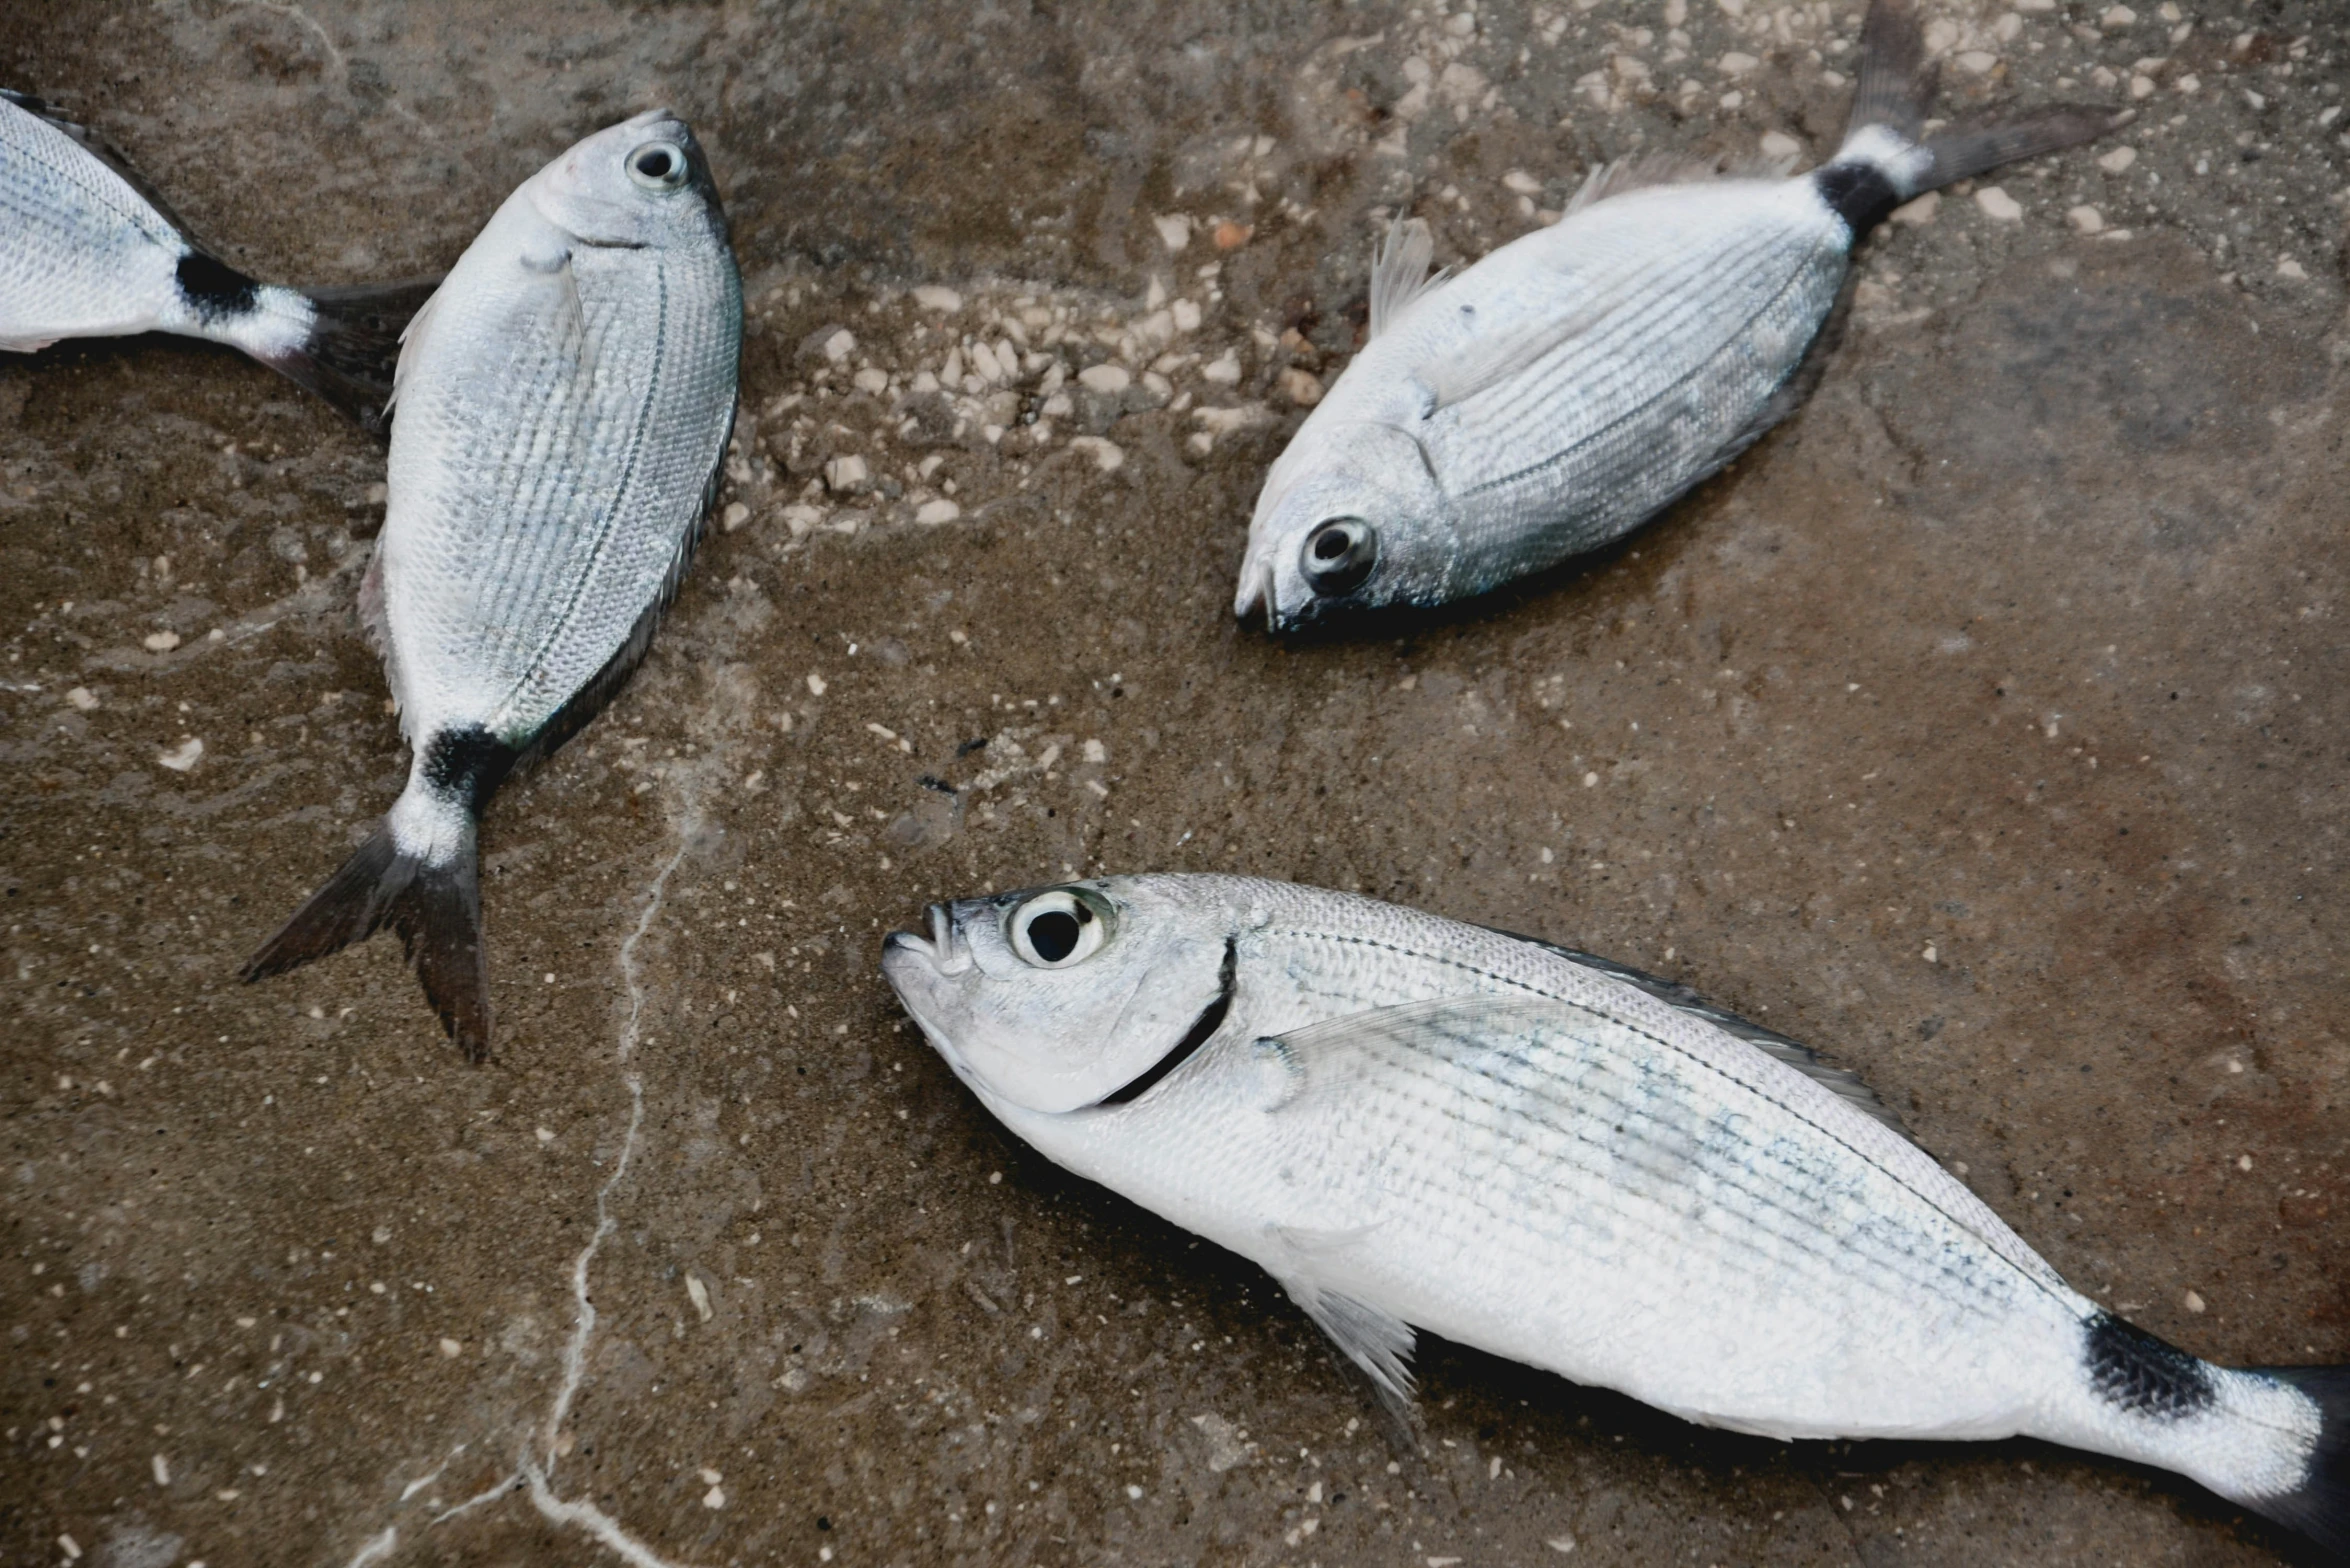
[1368,215,1446,339]
[1415,290,1622,413]
[1276,1266,1419,1417]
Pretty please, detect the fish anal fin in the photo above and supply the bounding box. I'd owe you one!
[1273,1250,1418,1420]
[1368,215,1445,339]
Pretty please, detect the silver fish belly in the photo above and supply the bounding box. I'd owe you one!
[244,110,742,1059]
[1236,0,2115,630]
[882,874,2350,1552]
[0,88,432,429]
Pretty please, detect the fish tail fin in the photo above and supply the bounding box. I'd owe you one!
[256,277,443,435]
[2233,1364,2350,1553]
[1814,0,2121,237]
[244,743,505,1060]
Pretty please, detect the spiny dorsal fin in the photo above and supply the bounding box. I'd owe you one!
[1564,150,1801,216]
[1368,215,1445,339]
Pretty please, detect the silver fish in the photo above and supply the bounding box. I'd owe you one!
[1235,0,2115,631]
[244,109,742,1058]
[0,88,435,431]
[883,874,2350,1552]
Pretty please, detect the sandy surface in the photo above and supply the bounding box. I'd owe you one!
[4,1,2347,1563]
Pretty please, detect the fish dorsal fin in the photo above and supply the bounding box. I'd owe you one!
[2,88,207,244]
[1564,150,1800,216]
[1483,926,1904,1132]
[1368,215,1445,339]
[1266,1224,1419,1419]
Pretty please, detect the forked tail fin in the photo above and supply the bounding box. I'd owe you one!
[1814,0,2123,237]
[258,277,443,435]
[242,801,491,1060]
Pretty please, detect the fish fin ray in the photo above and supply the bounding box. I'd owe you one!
[1480,924,1906,1132]
[241,811,491,1061]
[1414,264,1644,413]
[1845,0,1935,144]
[1274,1263,1418,1416]
[261,277,443,434]
[2238,1365,2350,1552]
[1564,152,1792,215]
[1368,216,1444,339]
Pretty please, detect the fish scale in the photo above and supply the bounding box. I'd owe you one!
[883,872,2350,1549]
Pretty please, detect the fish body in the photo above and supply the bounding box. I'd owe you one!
[883,874,2350,1551]
[244,109,742,1058]
[1235,0,2114,630]
[0,88,433,429]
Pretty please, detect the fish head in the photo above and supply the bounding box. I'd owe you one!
[882,877,1234,1116]
[1235,421,1453,634]
[530,108,727,248]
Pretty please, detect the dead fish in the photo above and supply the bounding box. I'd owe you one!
[883,874,2349,1552]
[0,88,437,431]
[243,110,742,1059]
[1235,0,2118,631]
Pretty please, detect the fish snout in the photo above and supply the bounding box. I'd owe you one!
[1233,556,1284,633]
[882,903,973,976]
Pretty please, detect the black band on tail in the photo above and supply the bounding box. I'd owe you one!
[2082,1311,2216,1421]
[175,251,261,322]
[1813,163,1904,241]
[424,726,517,816]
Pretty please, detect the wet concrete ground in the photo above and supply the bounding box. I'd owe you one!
[4,0,2348,1563]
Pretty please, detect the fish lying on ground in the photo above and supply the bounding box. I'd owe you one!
[1235,0,2118,631]
[243,109,742,1059]
[0,88,436,431]
[883,874,2349,1551]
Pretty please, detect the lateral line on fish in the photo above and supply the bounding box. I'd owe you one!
[488,259,673,733]
[1268,925,2077,1313]
[1452,232,1822,501]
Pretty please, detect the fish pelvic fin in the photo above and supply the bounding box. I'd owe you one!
[1818,0,2121,237]
[257,277,445,435]
[1277,1264,1419,1423]
[2237,1364,2350,1554]
[242,731,512,1061]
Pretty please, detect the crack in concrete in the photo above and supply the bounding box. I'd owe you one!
[333,776,716,1568]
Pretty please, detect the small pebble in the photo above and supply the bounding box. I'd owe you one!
[721,502,751,532]
[912,285,961,313]
[1153,213,1193,252]
[916,499,961,525]
[438,1338,462,1358]
[2184,1289,2206,1313]
[66,686,97,711]
[1212,220,1252,251]
[157,738,204,773]
[2097,145,2138,173]
[142,630,180,653]
[2067,204,2105,234]
[821,329,856,363]
[1973,186,2024,222]
[1078,363,1131,395]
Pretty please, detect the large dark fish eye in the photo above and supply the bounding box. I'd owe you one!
[1007,888,1112,969]
[626,139,691,192]
[1300,516,1378,598]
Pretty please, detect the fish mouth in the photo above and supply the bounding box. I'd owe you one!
[881,903,972,976]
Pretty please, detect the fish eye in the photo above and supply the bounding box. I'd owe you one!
[1300,517,1377,597]
[626,140,690,192]
[1007,888,1112,969]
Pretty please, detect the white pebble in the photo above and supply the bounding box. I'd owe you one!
[2277,257,2308,280]
[2097,145,2138,173]
[1082,739,1108,763]
[157,738,204,773]
[1280,368,1323,406]
[2099,3,2135,27]
[1078,363,1131,395]
[806,673,827,696]
[852,366,888,394]
[1973,186,2024,222]
[1758,130,1801,160]
[721,502,751,532]
[438,1337,463,1357]
[1503,169,1543,195]
[66,686,97,711]
[824,454,870,493]
[915,499,961,525]
[142,630,180,653]
[821,329,856,362]
[686,1272,713,1322]
[152,1453,170,1485]
[1171,299,1202,333]
[1956,50,1998,74]
[1069,437,1125,473]
[1201,350,1242,385]
[1717,51,1759,75]
[2066,204,2105,234]
[2184,1289,2206,1313]
[1890,191,1940,226]
[1153,213,1193,252]
[912,286,961,313]
[2129,74,2155,99]
[703,1484,726,1509]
